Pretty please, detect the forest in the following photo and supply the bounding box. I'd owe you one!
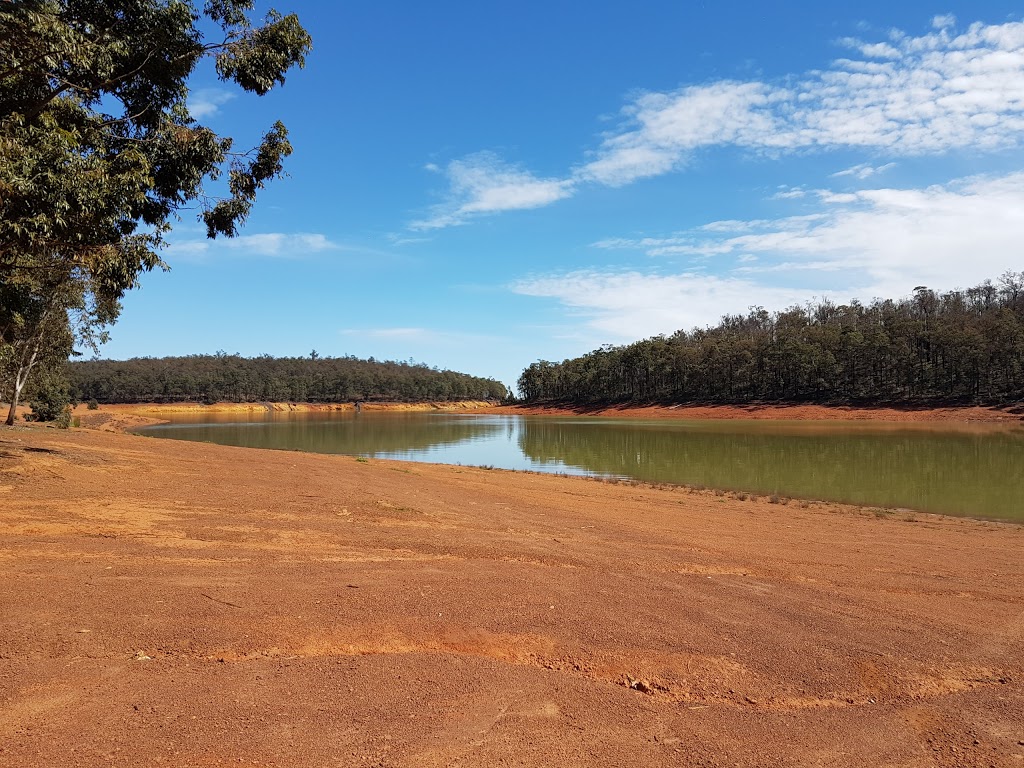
[68,353,508,405]
[517,274,1024,405]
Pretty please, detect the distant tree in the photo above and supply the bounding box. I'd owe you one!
[0,0,312,424]
[67,353,510,405]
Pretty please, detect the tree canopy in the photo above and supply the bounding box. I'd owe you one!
[67,353,509,404]
[0,0,312,423]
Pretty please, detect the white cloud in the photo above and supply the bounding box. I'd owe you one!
[772,185,809,199]
[187,88,236,119]
[168,232,340,260]
[577,81,780,186]
[522,171,1024,340]
[579,19,1024,185]
[513,271,825,340]
[411,152,574,230]
[419,18,1024,226]
[221,233,339,257]
[165,240,209,258]
[387,232,432,246]
[629,172,1024,289]
[831,162,897,179]
[857,41,902,60]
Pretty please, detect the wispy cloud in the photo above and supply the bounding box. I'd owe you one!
[578,20,1024,184]
[387,233,432,247]
[167,232,341,260]
[411,152,575,230]
[221,233,339,257]
[187,88,236,120]
[520,171,1024,340]
[420,18,1024,225]
[831,162,897,179]
[610,172,1024,292]
[771,186,809,199]
[578,80,781,186]
[514,271,824,341]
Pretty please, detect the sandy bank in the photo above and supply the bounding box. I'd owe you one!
[62,400,1024,436]
[71,399,496,432]
[0,422,1021,766]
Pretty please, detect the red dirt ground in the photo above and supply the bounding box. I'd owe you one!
[0,411,1022,766]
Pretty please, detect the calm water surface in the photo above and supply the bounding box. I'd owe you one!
[138,412,1024,522]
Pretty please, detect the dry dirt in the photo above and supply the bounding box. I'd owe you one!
[0,409,1022,767]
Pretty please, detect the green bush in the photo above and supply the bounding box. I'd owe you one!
[87,398,99,410]
[54,408,73,429]
[29,374,72,426]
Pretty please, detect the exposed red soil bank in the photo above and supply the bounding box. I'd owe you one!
[70,400,496,432]
[483,402,1024,422]
[0,419,1021,766]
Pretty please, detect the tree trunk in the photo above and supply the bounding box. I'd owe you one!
[3,311,46,426]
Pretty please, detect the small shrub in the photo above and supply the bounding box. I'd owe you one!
[87,399,99,410]
[768,494,781,504]
[29,375,72,424]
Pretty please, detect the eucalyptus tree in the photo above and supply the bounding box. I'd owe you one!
[0,0,312,424]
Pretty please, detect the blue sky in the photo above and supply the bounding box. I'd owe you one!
[101,1,1024,391]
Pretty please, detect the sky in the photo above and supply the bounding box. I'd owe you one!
[100,1,1024,391]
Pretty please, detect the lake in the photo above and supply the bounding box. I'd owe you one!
[137,412,1024,522]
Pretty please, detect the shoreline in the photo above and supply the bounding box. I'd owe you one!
[60,399,1024,433]
[70,399,498,432]
[0,423,1020,766]
[479,401,1024,422]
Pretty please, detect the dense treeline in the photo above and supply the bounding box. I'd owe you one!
[68,353,507,404]
[518,274,1024,405]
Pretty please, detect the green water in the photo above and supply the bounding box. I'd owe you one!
[138,412,1024,522]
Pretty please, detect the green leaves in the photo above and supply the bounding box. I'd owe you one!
[0,0,311,419]
[207,121,291,238]
[215,11,311,95]
[204,0,255,28]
